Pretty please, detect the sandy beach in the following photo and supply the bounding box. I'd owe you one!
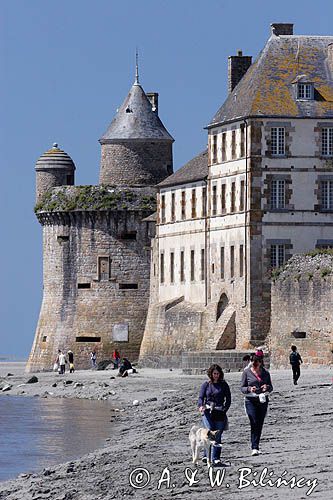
[0,363,332,499]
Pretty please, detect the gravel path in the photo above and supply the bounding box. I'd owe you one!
[0,365,332,499]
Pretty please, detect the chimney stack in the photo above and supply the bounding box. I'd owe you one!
[146,92,159,115]
[270,23,294,36]
[228,50,252,93]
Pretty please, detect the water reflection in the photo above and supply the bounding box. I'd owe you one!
[0,396,113,482]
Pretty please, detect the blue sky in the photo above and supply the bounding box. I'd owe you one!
[1,0,332,358]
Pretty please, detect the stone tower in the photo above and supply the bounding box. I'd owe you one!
[99,75,173,186]
[26,71,174,372]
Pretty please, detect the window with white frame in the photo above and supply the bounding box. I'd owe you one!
[160,253,165,283]
[170,252,174,283]
[212,135,218,164]
[322,128,333,157]
[180,250,185,282]
[270,244,285,268]
[271,179,285,209]
[321,180,333,210]
[171,192,176,221]
[202,186,207,217]
[190,250,195,281]
[271,127,285,155]
[297,83,313,100]
[212,185,217,215]
[200,249,205,281]
[161,194,166,223]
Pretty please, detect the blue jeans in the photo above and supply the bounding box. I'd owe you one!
[202,410,226,461]
[245,399,268,450]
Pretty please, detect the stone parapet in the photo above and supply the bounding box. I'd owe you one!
[182,350,270,374]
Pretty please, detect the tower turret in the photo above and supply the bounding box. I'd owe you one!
[99,71,174,186]
[35,143,76,203]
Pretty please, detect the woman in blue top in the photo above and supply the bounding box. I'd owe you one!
[198,364,231,466]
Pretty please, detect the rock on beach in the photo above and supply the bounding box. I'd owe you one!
[0,366,332,500]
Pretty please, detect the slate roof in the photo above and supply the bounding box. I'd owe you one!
[35,143,75,171]
[208,34,333,127]
[158,150,208,188]
[100,83,174,142]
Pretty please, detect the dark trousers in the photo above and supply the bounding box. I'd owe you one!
[292,364,301,384]
[60,364,65,375]
[202,410,227,461]
[245,399,268,450]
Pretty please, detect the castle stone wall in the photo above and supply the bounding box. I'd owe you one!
[36,169,74,204]
[270,274,333,368]
[27,209,153,372]
[100,142,173,186]
[182,350,270,375]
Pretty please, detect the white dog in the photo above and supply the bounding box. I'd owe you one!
[189,425,220,466]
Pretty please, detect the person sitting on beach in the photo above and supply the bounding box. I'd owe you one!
[198,364,231,467]
[118,357,132,377]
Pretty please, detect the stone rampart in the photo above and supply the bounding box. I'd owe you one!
[27,206,154,372]
[269,253,333,368]
[182,350,270,374]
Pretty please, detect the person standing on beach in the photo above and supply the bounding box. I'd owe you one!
[241,355,273,456]
[90,350,97,369]
[198,364,231,467]
[242,354,252,370]
[112,349,121,369]
[255,349,265,367]
[68,350,75,373]
[58,350,66,375]
[290,345,303,385]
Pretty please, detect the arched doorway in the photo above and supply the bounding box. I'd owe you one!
[216,293,229,321]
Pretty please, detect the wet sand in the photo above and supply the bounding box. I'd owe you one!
[0,364,332,499]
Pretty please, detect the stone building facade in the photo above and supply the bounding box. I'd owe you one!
[140,23,333,367]
[27,75,174,372]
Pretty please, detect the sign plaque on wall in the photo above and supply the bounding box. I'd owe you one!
[112,323,129,342]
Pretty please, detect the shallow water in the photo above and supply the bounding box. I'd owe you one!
[0,396,113,482]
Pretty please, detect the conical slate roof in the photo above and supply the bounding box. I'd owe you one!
[100,83,174,142]
[35,143,75,171]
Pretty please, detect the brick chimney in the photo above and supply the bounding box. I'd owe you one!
[146,92,159,115]
[270,23,294,36]
[228,50,252,93]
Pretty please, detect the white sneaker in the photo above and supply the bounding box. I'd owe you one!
[251,449,259,456]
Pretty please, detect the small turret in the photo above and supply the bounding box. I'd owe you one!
[35,143,76,203]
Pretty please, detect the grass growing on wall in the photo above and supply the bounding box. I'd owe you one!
[34,185,156,213]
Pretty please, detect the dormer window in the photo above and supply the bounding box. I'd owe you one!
[297,83,313,100]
